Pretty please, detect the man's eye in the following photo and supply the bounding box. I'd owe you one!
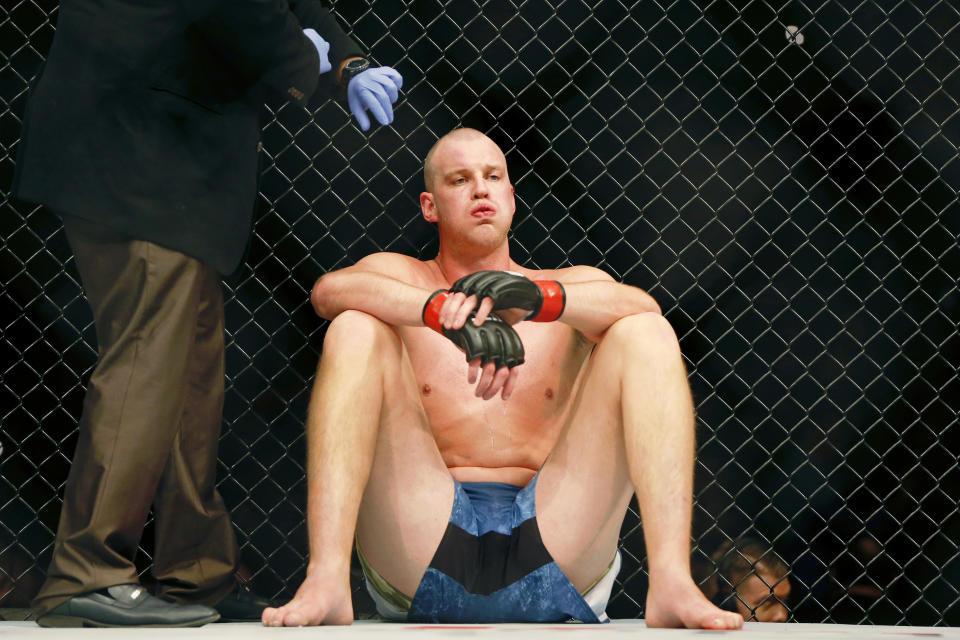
[489,174,500,180]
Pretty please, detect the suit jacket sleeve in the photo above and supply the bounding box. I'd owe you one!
[188,0,358,107]
[289,0,364,97]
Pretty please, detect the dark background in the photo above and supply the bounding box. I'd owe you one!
[2,0,958,625]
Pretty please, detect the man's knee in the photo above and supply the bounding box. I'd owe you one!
[322,310,401,358]
[602,312,681,357]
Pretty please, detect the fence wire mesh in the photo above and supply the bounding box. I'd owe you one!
[1,0,958,626]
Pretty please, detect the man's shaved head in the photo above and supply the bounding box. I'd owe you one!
[423,128,500,192]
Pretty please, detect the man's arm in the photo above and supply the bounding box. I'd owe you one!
[554,265,662,343]
[288,0,363,85]
[188,0,325,107]
[460,265,661,344]
[311,253,523,400]
[310,253,434,326]
[188,0,379,108]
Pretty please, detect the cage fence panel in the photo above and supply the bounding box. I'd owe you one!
[1,0,958,625]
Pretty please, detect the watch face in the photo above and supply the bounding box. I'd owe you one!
[342,58,370,85]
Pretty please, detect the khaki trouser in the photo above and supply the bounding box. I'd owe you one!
[32,216,238,614]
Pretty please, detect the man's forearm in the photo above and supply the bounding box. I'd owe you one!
[311,270,431,326]
[559,280,661,341]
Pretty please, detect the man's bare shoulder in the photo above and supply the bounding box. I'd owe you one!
[518,263,615,284]
[350,252,434,282]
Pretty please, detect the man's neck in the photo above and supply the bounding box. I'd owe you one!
[432,246,513,284]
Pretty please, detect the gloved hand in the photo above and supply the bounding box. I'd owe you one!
[302,28,332,75]
[347,67,403,131]
[450,270,566,322]
[422,290,525,369]
[442,312,525,369]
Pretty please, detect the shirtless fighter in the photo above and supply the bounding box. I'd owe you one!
[261,128,744,628]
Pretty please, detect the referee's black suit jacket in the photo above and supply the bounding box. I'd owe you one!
[12,0,361,275]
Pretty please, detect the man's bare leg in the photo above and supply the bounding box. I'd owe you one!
[262,311,454,626]
[537,312,743,629]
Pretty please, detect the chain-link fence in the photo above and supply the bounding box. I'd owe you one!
[1,0,958,626]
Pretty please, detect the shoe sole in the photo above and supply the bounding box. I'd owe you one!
[216,617,263,623]
[36,613,220,628]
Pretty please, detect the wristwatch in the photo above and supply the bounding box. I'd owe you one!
[339,58,370,87]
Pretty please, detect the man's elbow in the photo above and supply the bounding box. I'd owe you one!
[633,288,661,315]
[645,294,662,315]
[310,273,340,319]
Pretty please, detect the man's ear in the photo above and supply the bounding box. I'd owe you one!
[420,192,437,223]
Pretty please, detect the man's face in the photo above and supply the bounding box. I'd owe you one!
[421,134,516,248]
[735,572,790,622]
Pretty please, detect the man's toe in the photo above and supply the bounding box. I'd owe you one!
[703,611,740,630]
[283,610,305,627]
[720,612,743,629]
[261,607,281,626]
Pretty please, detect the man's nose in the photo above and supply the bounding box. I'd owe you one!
[471,177,489,198]
[766,603,788,623]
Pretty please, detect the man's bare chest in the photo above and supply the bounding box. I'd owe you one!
[400,323,590,426]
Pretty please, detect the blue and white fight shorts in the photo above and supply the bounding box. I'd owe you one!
[357,473,621,623]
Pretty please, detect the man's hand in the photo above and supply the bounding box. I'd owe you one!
[423,290,523,400]
[450,270,565,322]
[439,313,523,365]
[301,29,332,75]
[347,67,402,131]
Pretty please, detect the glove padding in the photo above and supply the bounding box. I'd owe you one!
[441,312,525,369]
[450,270,565,321]
[423,290,524,368]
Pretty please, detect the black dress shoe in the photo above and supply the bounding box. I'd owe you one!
[213,583,276,622]
[36,584,220,628]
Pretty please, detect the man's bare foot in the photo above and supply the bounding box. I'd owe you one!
[261,574,353,627]
[645,573,744,630]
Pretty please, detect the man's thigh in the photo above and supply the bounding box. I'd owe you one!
[535,337,635,592]
[352,332,455,599]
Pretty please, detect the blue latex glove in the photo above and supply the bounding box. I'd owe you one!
[347,67,403,131]
[302,28,332,75]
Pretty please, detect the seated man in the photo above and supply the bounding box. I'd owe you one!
[262,128,744,628]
